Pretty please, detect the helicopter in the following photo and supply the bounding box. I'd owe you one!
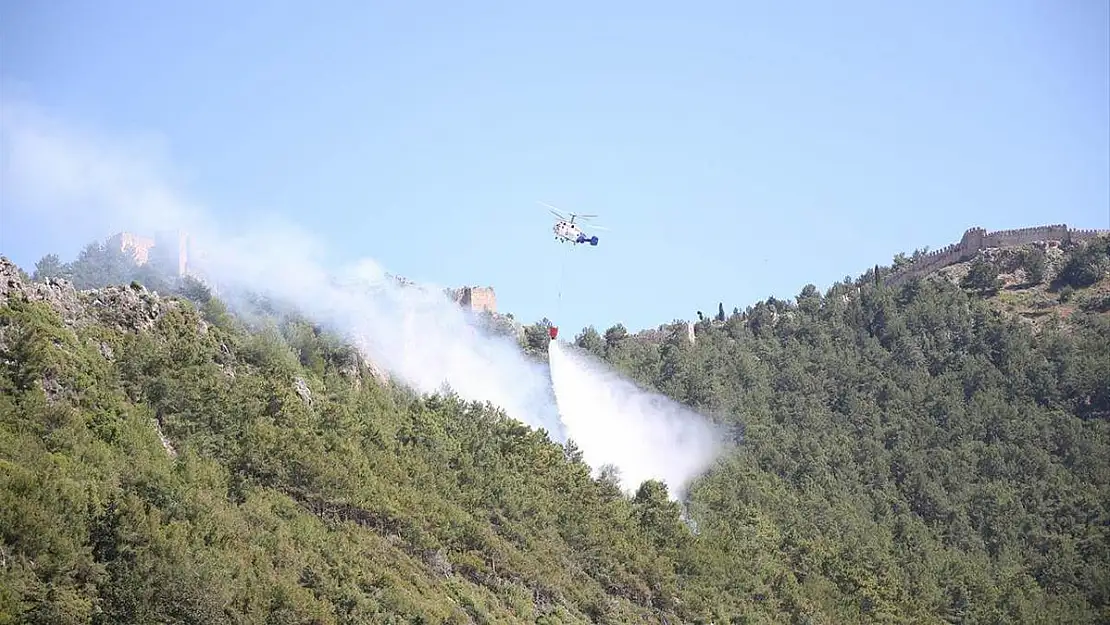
[539,201,608,246]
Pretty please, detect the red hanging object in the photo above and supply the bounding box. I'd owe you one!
[548,326,559,340]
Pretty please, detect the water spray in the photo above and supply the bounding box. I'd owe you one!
[547,339,723,499]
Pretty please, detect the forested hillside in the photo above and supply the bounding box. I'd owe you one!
[2,233,1108,624]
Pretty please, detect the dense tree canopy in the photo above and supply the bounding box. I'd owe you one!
[1,234,1108,623]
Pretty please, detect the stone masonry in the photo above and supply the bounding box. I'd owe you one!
[451,286,497,314]
[887,223,1110,286]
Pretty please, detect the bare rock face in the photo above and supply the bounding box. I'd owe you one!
[1,256,183,334]
[1,257,84,324]
[327,343,387,388]
[87,282,175,333]
[293,376,313,405]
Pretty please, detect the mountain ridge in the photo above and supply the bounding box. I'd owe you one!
[1,226,1108,624]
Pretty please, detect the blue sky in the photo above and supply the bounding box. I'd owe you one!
[1,0,1108,334]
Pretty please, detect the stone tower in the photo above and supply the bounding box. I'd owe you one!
[454,286,497,314]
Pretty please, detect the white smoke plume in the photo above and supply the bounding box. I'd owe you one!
[548,341,723,497]
[0,96,725,497]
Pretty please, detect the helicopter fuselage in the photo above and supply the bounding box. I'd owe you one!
[553,220,599,246]
[553,220,582,242]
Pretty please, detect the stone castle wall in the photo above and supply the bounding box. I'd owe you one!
[109,232,156,265]
[887,223,1110,286]
[452,286,497,313]
[108,230,221,294]
[110,230,193,276]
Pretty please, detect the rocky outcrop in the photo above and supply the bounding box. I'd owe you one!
[1,258,84,324]
[293,376,313,405]
[0,256,186,334]
[335,343,387,387]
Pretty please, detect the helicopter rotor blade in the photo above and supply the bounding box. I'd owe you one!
[538,201,600,222]
[537,201,570,221]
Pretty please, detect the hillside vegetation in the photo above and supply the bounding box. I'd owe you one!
[2,233,1108,624]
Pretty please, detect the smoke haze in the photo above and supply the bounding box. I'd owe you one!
[0,96,724,498]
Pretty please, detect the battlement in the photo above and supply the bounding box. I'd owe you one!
[915,242,961,260]
[1071,228,1107,240]
[887,223,1110,286]
[981,224,1070,248]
